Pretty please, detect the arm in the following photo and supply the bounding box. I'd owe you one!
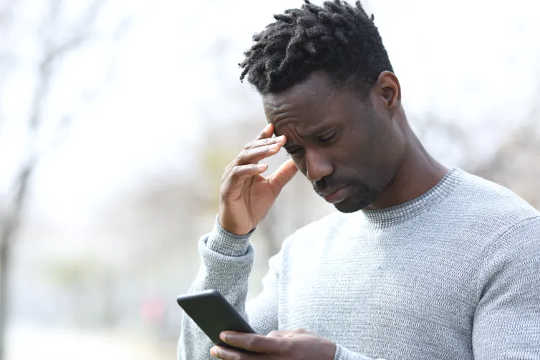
[178,124,297,359]
[211,330,386,360]
[472,216,540,359]
[178,222,267,360]
[178,221,285,360]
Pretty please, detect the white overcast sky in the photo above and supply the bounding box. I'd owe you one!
[2,0,540,227]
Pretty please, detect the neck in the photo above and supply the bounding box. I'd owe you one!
[368,118,448,210]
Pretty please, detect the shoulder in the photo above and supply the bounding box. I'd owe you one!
[451,170,540,284]
[449,169,539,229]
[457,169,536,208]
[475,216,540,301]
[483,216,540,257]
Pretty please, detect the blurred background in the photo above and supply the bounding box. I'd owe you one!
[1,0,539,359]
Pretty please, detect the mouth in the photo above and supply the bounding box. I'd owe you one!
[319,186,349,204]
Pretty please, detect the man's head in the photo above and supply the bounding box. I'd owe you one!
[240,1,408,212]
[240,0,393,96]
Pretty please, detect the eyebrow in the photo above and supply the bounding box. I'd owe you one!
[297,124,334,140]
[282,125,334,148]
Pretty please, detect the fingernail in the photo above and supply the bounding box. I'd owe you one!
[257,164,268,170]
[219,332,227,341]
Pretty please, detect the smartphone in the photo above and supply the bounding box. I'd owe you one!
[177,289,256,347]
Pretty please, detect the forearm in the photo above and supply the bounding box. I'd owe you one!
[178,221,254,360]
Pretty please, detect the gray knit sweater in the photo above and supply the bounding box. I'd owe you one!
[178,169,540,359]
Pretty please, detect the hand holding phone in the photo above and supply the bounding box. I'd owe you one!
[177,289,256,347]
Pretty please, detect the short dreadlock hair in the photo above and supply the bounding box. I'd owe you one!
[239,0,393,96]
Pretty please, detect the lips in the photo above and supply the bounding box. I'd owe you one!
[319,186,349,204]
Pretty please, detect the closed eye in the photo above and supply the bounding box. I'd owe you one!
[317,129,336,143]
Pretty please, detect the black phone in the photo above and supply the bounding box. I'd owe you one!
[177,289,256,347]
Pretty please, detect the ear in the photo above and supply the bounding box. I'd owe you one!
[372,71,401,110]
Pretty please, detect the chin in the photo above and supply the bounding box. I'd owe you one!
[334,197,372,213]
[334,188,380,213]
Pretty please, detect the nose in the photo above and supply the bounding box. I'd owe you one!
[304,149,333,183]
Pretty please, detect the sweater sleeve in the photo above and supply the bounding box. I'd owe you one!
[177,219,279,360]
[472,216,540,359]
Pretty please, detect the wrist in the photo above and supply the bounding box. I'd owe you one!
[205,216,254,257]
[218,210,254,236]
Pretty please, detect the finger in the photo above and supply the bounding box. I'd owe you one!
[222,163,268,189]
[268,159,298,195]
[210,345,255,360]
[235,142,284,166]
[220,331,282,353]
[243,135,286,150]
[256,123,274,140]
[266,330,288,338]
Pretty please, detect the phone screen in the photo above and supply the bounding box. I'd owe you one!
[177,289,256,347]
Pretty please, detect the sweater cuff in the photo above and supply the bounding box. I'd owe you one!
[206,217,254,256]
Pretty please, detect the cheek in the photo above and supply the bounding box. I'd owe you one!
[343,130,380,165]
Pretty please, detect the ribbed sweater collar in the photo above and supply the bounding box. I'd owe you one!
[362,168,462,229]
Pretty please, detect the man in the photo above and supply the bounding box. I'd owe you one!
[178,1,540,359]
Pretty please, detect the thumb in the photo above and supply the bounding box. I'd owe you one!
[268,159,298,195]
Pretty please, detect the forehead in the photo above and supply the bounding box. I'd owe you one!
[262,72,342,133]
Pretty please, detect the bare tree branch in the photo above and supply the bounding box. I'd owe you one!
[0,1,107,358]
